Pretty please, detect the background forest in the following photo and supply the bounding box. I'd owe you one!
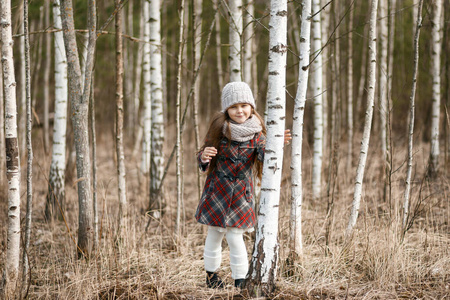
[0,0,449,299]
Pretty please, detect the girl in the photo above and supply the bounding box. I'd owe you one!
[195,81,291,289]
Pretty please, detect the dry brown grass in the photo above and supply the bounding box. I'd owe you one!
[1,129,449,299]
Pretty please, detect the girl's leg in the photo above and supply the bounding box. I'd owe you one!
[225,230,248,280]
[204,226,226,273]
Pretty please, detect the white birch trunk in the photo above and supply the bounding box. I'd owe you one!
[403,0,423,229]
[19,10,26,156]
[1,0,21,293]
[141,0,151,175]
[213,0,224,88]
[347,3,354,171]
[46,0,68,220]
[149,0,165,216]
[378,0,388,160]
[0,43,5,186]
[229,0,243,82]
[387,0,396,105]
[346,0,378,238]
[193,0,202,200]
[311,0,323,200]
[243,0,254,86]
[290,0,311,259]
[247,0,287,293]
[428,0,443,177]
[125,0,134,136]
[115,0,127,235]
[175,0,186,236]
[320,0,329,151]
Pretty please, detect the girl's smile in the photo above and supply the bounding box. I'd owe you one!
[227,103,252,124]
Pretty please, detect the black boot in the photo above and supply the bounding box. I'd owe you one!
[206,271,225,289]
[234,278,245,288]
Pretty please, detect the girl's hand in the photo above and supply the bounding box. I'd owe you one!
[284,129,292,145]
[201,147,218,162]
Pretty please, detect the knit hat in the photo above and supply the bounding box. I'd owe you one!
[221,82,255,112]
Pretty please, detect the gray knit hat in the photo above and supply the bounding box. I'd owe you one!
[221,82,255,112]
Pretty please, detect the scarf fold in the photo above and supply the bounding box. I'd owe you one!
[223,115,262,142]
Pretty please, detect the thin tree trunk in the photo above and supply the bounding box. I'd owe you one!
[1,0,21,293]
[356,22,368,119]
[19,5,26,157]
[243,0,254,86]
[0,42,5,187]
[245,0,287,295]
[31,6,44,107]
[289,0,311,262]
[60,0,95,258]
[150,0,165,217]
[213,0,224,88]
[115,0,127,238]
[378,0,389,187]
[46,0,68,220]
[403,0,423,232]
[43,0,51,153]
[229,0,243,82]
[125,0,134,137]
[427,0,443,177]
[321,0,329,152]
[347,2,354,172]
[90,76,99,251]
[175,0,186,236]
[346,0,378,238]
[311,0,323,200]
[192,0,202,201]
[141,0,151,176]
[22,0,33,291]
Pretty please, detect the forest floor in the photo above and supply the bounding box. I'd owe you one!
[1,129,449,299]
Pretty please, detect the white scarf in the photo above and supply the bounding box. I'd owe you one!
[223,115,262,142]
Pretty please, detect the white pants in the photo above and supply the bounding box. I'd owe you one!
[203,226,249,279]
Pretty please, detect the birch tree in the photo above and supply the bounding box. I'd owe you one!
[378,0,389,168]
[46,0,68,220]
[347,2,354,171]
[60,0,95,258]
[290,0,311,261]
[0,44,5,187]
[428,0,443,177]
[149,0,165,216]
[213,0,224,88]
[311,0,323,200]
[22,0,33,289]
[1,0,21,293]
[243,0,255,88]
[141,0,151,176]
[403,0,423,230]
[346,0,378,238]
[229,0,243,82]
[115,0,127,235]
[246,0,287,294]
[43,0,51,153]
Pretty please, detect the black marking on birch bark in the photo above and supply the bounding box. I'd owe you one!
[261,188,276,191]
[269,71,279,76]
[10,206,17,211]
[5,138,19,176]
[268,104,283,109]
[270,44,287,53]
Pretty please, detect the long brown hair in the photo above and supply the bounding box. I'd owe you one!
[198,109,267,180]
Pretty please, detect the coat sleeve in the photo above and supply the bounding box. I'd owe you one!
[255,132,266,162]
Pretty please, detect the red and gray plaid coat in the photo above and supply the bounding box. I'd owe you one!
[195,132,265,229]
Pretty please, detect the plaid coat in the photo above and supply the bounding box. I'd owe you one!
[195,132,265,229]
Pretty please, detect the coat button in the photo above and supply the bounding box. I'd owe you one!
[238,173,245,180]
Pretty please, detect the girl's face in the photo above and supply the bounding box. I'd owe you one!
[227,103,252,124]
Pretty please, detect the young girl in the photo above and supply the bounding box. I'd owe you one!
[195,81,290,289]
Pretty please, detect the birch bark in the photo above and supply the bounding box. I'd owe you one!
[115,0,127,235]
[378,0,389,163]
[346,0,378,238]
[229,0,243,82]
[290,0,311,260]
[246,0,287,294]
[141,0,151,176]
[243,0,255,87]
[347,3,354,171]
[403,0,423,230]
[150,0,165,216]
[213,0,223,88]
[1,0,21,293]
[46,0,68,220]
[0,43,4,186]
[311,0,323,200]
[43,0,51,153]
[428,0,443,177]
